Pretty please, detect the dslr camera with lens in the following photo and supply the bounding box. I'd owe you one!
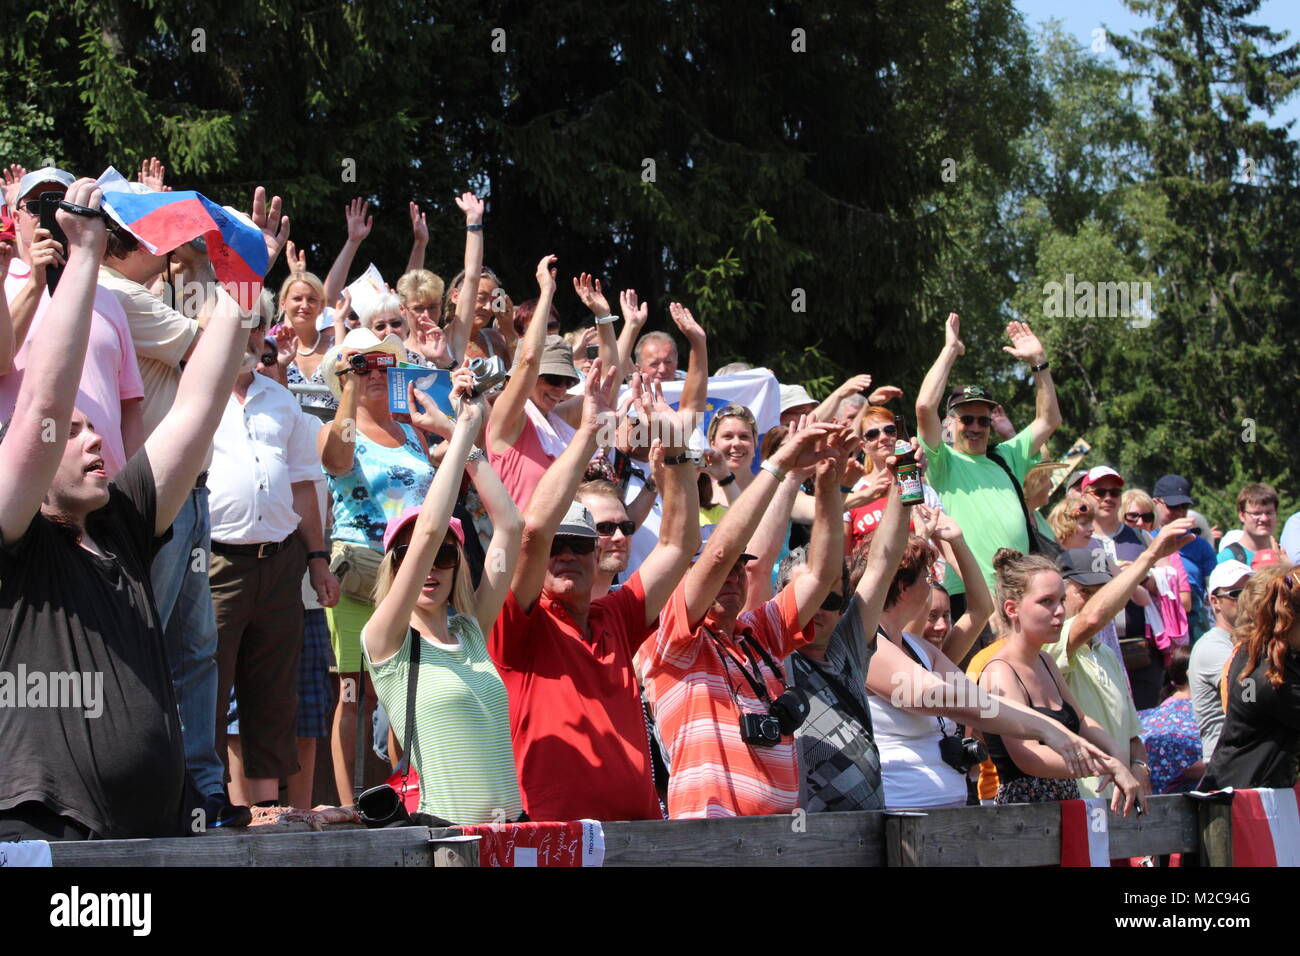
[938,732,989,774]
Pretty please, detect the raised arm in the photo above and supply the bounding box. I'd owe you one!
[815,373,871,422]
[317,348,362,476]
[510,359,619,610]
[682,417,839,626]
[468,434,525,631]
[1002,321,1059,456]
[405,201,429,274]
[916,311,963,450]
[1065,518,1196,655]
[364,368,481,664]
[629,379,702,626]
[487,254,554,453]
[788,436,857,628]
[444,192,484,364]
[555,273,620,427]
[0,240,15,372]
[615,289,648,385]
[668,302,707,414]
[743,469,806,612]
[0,180,104,544]
[323,198,371,306]
[929,510,993,661]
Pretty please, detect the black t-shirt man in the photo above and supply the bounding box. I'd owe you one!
[0,450,190,839]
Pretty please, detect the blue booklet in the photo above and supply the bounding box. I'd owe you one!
[387,364,454,417]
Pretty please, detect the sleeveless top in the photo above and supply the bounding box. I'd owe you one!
[487,413,553,509]
[327,422,433,550]
[983,652,1081,785]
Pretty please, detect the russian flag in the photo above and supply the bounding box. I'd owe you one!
[96,167,267,309]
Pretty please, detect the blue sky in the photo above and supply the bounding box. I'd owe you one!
[1015,0,1300,135]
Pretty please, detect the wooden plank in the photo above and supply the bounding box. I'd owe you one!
[599,811,887,866]
[878,795,1197,866]
[1197,800,1234,868]
[431,835,481,868]
[50,826,438,867]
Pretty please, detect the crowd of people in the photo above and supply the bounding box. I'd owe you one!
[0,160,1297,845]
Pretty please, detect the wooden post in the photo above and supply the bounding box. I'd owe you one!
[1197,800,1234,868]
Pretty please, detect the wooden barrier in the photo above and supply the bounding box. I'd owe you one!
[40,794,1247,867]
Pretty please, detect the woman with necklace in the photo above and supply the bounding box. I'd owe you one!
[272,270,344,409]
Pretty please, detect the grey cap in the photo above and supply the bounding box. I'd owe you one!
[15,167,75,203]
[1056,547,1119,587]
[556,500,598,539]
[538,335,579,382]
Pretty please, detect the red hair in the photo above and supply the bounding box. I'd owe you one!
[1239,563,1298,689]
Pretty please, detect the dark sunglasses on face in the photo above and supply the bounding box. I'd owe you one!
[550,536,596,557]
[21,196,64,216]
[393,541,460,570]
[1090,487,1122,499]
[540,373,577,389]
[596,520,636,537]
[863,424,898,441]
[1125,511,1155,523]
[819,591,847,613]
[958,415,992,428]
[1214,587,1244,601]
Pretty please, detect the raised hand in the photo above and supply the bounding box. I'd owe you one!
[454,191,485,225]
[409,201,429,245]
[838,373,873,398]
[944,312,965,356]
[535,254,557,295]
[137,156,170,192]
[573,272,612,317]
[990,404,1016,440]
[620,288,649,328]
[0,231,14,279]
[27,227,65,289]
[2,164,27,210]
[631,375,693,454]
[447,362,482,417]
[1151,517,1196,559]
[285,240,307,276]
[344,197,372,243]
[416,321,452,367]
[1003,320,1046,365]
[579,358,620,436]
[771,415,840,472]
[668,301,705,343]
[273,322,300,368]
[867,385,904,405]
[250,186,290,266]
[54,179,108,256]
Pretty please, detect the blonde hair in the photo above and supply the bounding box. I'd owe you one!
[992,547,1060,628]
[278,272,326,311]
[1121,488,1155,517]
[396,269,444,307]
[372,535,477,620]
[1048,493,1093,542]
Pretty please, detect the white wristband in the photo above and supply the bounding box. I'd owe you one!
[760,460,788,482]
[593,313,616,325]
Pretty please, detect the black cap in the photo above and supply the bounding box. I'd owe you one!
[1152,474,1193,507]
[1056,547,1119,586]
[946,385,998,415]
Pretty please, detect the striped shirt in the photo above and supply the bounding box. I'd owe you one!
[364,614,522,824]
[639,582,815,818]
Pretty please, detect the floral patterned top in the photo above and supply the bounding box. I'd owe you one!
[1138,696,1202,794]
[286,355,337,410]
[327,423,434,551]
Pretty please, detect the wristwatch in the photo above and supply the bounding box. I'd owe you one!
[1131,759,1149,772]
[1030,360,1050,373]
[466,448,486,465]
[717,472,736,487]
[307,550,329,563]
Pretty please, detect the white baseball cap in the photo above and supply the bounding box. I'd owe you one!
[1207,560,1252,595]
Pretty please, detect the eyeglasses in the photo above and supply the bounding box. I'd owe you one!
[540,373,577,388]
[1244,510,1276,519]
[550,536,596,557]
[1214,587,1244,601]
[372,319,405,333]
[1090,487,1122,499]
[1124,511,1155,523]
[393,541,460,570]
[958,415,992,428]
[862,424,897,441]
[819,591,847,613]
[595,520,636,537]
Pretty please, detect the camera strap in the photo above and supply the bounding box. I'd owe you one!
[895,630,956,739]
[705,626,774,709]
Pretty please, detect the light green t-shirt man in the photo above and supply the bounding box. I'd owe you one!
[1045,617,1142,798]
[921,426,1041,597]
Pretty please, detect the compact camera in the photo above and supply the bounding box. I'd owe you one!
[467,354,508,397]
[938,733,989,775]
[347,352,397,375]
[738,712,783,748]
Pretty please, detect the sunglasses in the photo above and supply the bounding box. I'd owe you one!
[393,541,460,570]
[595,520,636,537]
[21,197,64,215]
[958,415,992,428]
[863,424,898,441]
[819,591,847,613]
[1071,505,1093,518]
[1124,511,1155,523]
[550,536,596,557]
[540,373,577,388]
[1090,487,1122,499]
[1214,587,1244,601]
